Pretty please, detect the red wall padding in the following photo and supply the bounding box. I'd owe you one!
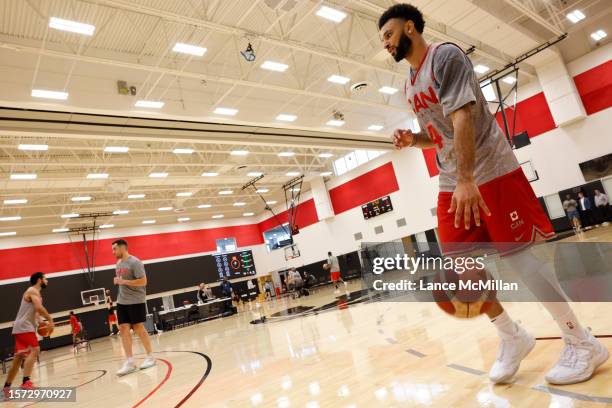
[422,148,439,177]
[328,162,399,214]
[495,92,556,139]
[574,60,612,115]
[257,199,319,234]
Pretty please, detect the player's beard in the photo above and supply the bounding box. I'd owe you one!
[393,32,412,62]
[40,282,47,289]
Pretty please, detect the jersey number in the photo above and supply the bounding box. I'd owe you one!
[426,123,443,148]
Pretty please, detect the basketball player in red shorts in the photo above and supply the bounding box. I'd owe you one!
[69,311,81,344]
[3,272,54,397]
[379,4,608,385]
[105,289,119,335]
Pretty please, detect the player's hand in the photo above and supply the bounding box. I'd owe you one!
[448,181,491,229]
[392,129,415,150]
[48,320,55,329]
[113,277,122,285]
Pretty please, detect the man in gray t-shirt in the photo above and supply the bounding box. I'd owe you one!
[111,239,156,376]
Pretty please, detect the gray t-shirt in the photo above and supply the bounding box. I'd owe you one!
[563,199,578,212]
[327,255,340,272]
[116,255,146,305]
[406,42,519,192]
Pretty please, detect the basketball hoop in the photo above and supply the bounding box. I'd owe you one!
[284,243,300,261]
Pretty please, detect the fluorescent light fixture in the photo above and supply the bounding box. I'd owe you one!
[61,213,79,218]
[219,190,233,195]
[290,188,300,192]
[142,220,156,224]
[378,86,398,95]
[10,174,37,180]
[502,76,517,84]
[176,192,193,197]
[591,30,607,41]
[71,196,91,202]
[255,188,269,193]
[214,107,238,116]
[197,204,212,208]
[566,10,585,23]
[278,152,295,157]
[128,194,145,199]
[326,120,344,127]
[316,5,347,23]
[266,200,277,205]
[233,202,246,206]
[276,114,297,122]
[481,81,497,102]
[0,216,21,221]
[0,232,17,237]
[247,172,263,177]
[149,172,168,178]
[31,89,68,100]
[87,173,109,179]
[286,171,300,176]
[474,64,490,74]
[320,171,332,176]
[135,100,164,109]
[49,17,95,36]
[18,144,48,151]
[261,60,289,72]
[158,207,173,211]
[53,228,69,233]
[173,148,194,154]
[212,214,224,219]
[243,212,254,216]
[318,153,333,158]
[104,146,129,153]
[178,217,190,222]
[201,172,219,177]
[172,42,207,56]
[230,150,249,156]
[368,125,384,131]
[99,224,114,229]
[327,75,350,84]
[4,199,27,205]
[113,210,129,215]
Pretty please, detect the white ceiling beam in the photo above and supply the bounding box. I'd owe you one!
[503,0,565,36]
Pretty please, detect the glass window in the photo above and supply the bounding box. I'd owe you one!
[263,224,292,252]
[355,150,369,165]
[216,237,237,252]
[544,194,566,219]
[345,152,357,170]
[366,150,380,160]
[334,157,347,176]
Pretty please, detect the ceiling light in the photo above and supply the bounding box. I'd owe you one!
[212,214,224,219]
[502,76,517,84]
[11,174,37,180]
[316,6,347,23]
[219,190,233,195]
[247,172,263,177]
[378,86,398,95]
[481,81,497,102]
[49,17,95,36]
[18,144,48,151]
[256,188,269,193]
[243,212,254,216]
[31,89,68,100]
[201,172,219,177]
[158,207,173,211]
[128,194,145,199]
[474,64,490,74]
[0,216,21,221]
[99,224,114,229]
[278,152,295,157]
[326,120,344,127]
[0,232,17,237]
[266,201,277,205]
[320,171,332,176]
[71,196,92,202]
[176,192,193,197]
[4,199,27,205]
[142,220,156,224]
[173,148,194,154]
[286,171,300,176]
[172,42,207,56]
[214,107,238,116]
[318,153,333,158]
[149,172,168,178]
[591,30,607,41]
[230,150,249,156]
[198,204,212,208]
[104,146,129,153]
[178,217,190,222]
[276,114,297,122]
[566,10,585,23]
[135,100,164,109]
[261,61,289,72]
[113,210,129,215]
[52,228,69,233]
[327,75,350,84]
[87,173,109,179]
[290,188,300,192]
[368,125,384,131]
[233,202,246,206]
[61,213,80,218]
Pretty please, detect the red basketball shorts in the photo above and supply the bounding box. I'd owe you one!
[14,332,39,355]
[330,271,341,282]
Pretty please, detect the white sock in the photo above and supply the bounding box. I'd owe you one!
[147,353,154,359]
[127,357,135,365]
[541,302,587,340]
[491,310,518,338]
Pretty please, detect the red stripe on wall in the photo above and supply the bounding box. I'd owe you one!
[328,162,399,214]
[422,148,439,177]
[495,92,557,139]
[574,60,612,115]
[0,224,263,281]
[257,199,318,234]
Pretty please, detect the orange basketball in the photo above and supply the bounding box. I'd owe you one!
[323,263,330,270]
[431,267,496,319]
[37,321,53,337]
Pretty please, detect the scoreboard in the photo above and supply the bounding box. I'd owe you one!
[213,250,256,280]
[361,195,393,219]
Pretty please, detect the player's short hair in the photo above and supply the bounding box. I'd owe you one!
[327,251,332,256]
[112,239,128,248]
[378,3,425,33]
[30,272,44,286]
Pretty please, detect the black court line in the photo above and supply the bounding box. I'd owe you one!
[385,337,398,344]
[536,334,612,340]
[446,363,486,376]
[406,349,426,358]
[23,369,108,407]
[159,351,212,408]
[531,385,612,403]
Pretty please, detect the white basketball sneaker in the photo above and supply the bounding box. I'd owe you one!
[139,356,156,370]
[545,330,609,385]
[489,324,536,384]
[116,360,137,376]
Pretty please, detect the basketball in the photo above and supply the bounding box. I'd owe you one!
[431,267,496,319]
[323,263,330,270]
[37,321,53,337]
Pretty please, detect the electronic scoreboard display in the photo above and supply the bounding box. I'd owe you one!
[361,195,393,219]
[213,250,256,280]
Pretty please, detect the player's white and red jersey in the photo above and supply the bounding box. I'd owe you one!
[405,42,519,192]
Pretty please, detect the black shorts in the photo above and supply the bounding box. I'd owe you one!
[116,303,146,325]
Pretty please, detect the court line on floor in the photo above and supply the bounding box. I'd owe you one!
[131,358,173,408]
[22,369,108,407]
[532,385,612,403]
[154,351,212,408]
[536,334,612,340]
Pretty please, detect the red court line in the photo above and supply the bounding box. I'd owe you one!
[131,358,173,408]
